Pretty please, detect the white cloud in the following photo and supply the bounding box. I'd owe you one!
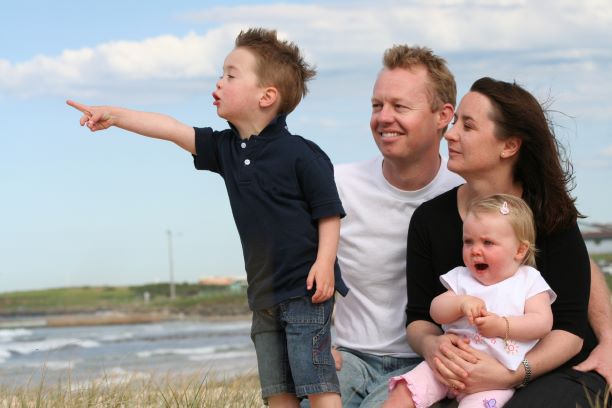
[0,26,238,100]
[1,0,611,112]
[602,146,612,157]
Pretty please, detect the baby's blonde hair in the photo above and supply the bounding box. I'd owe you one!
[467,194,537,267]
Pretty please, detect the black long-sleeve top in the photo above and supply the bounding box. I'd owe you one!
[405,186,597,367]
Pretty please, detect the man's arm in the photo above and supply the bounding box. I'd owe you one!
[307,215,340,303]
[573,259,612,389]
[67,100,196,154]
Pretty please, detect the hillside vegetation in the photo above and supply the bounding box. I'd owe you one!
[0,283,250,317]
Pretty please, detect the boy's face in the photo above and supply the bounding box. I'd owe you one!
[213,47,265,124]
[462,212,526,286]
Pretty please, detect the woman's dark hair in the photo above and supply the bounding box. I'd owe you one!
[470,77,582,234]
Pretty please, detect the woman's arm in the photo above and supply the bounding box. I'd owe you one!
[447,328,583,393]
[573,259,612,389]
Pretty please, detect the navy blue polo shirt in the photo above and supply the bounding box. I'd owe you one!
[193,115,348,310]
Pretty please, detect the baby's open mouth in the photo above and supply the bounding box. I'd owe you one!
[475,263,488,271]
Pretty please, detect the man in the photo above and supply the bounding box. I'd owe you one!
[331,45,463,408]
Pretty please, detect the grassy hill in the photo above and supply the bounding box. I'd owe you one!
[0,282,250,317]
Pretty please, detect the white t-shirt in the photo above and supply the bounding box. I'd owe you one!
[440,265,557,370]
[334,156,464,357]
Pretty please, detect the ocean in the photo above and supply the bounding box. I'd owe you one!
[0,318,258,388]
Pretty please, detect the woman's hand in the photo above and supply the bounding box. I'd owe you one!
[436,339,519,394]
[421,332,476,389]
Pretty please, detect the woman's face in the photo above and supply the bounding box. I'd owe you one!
[444,91,507,178]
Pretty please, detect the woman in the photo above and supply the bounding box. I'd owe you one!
[405,77,609,407]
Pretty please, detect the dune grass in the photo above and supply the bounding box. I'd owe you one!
[0,371,264,408]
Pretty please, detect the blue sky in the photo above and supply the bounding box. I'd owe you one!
[1,0,611,293]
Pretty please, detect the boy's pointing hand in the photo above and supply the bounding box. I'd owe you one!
[66,100,114,131]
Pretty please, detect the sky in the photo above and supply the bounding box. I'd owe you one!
[1,0,611,293]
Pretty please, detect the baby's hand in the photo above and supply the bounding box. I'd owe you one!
[460,296,487,326]
[474,312,503,338]
[306,260,334,303]
[67,100,114,132]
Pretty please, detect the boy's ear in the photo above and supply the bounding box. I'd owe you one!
[259,86,279,109]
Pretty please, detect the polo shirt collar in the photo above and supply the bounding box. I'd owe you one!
[227,114,289,140]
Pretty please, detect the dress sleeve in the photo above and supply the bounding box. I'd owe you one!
[405,205,439,326]
[536,223,590,337]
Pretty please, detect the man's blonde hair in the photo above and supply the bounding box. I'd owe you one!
[383,45,456,113]
[467,194,537,267]
[235,28,316,115]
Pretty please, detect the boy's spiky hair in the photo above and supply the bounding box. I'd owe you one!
[235,28,316,115]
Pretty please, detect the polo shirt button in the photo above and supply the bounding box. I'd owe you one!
[241,142,246,148]
[244,159,251,165]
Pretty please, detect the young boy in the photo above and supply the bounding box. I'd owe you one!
[67,28,346,408]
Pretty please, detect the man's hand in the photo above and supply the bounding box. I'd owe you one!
[573,341,612,393]
[306,260,334,303]
[67,100,114,131]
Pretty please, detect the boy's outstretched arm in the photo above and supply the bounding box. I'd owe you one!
[67,100,196,154]
[307,215,340,303]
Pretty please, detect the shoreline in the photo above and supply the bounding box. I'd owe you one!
[0,311,252,329]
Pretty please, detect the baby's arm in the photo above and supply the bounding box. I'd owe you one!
[307,215,340,303]
[475,291,553,341]
[430,290,487,326]
[67,100,195,154]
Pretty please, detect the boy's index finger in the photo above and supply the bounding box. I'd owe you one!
[66,100,92,116]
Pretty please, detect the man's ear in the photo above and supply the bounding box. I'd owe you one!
[501,136,522,159]
[260,86,279,109]
[437,103,455,130]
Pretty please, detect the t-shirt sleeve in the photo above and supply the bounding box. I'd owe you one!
[192,127,222,174]
[523,267,557,304]
[297,152,345,221]
[439,267,463,293]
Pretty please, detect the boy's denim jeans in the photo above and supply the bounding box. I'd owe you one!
[251,296,338,402]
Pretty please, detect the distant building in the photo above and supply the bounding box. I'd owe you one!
[580,222,612,255]
[199,277,236,286]
[199,276,248,291]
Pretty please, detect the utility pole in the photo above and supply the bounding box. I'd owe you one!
[166,229,176,300]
